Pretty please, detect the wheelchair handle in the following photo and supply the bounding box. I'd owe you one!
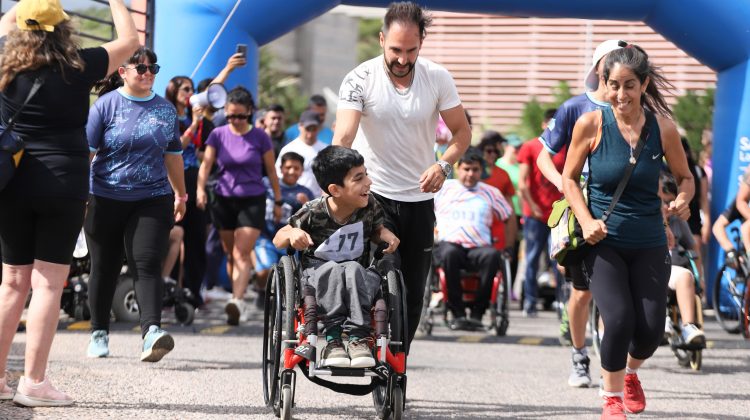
[373,242,389,261]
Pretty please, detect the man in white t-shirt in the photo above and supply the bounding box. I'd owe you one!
[333,2,471,350]
[276,110,327,198]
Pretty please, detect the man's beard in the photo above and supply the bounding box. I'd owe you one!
[385,57,415,78]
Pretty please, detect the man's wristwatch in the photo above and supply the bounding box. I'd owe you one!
[436,160,452,178]
[274,200,283,206]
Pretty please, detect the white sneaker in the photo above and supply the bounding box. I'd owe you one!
[206,287,232,302]
[239,299,250,322]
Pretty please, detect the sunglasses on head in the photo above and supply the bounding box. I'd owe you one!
[126,63,160,75]
[226,114,250,120]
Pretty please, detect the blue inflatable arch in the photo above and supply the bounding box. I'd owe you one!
[155,0,750,282]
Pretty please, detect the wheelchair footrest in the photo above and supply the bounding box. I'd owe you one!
[313,367,376,377]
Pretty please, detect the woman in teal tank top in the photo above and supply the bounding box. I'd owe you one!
[561,44,695,419]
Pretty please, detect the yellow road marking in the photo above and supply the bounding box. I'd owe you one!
[67,321,92,331]
[201,325,232,335]
[457,335,484,343]
[518,337,543,345]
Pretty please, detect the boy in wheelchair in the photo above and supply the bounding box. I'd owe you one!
[660,172,705,346]
[433,149,515,329]
[273,146,399,369]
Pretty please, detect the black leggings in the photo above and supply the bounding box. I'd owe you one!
[179,167,206,304]
[372,193,434,352]
[436,242,500,317]
[85,195,173,337]
[584,243,670,371]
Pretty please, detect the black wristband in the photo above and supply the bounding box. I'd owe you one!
[274,200,283,206]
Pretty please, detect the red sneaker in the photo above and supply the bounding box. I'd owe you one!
[601,396,627,420]
[623,373,645,413]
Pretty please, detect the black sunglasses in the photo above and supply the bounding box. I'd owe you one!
[226,114,250,120]
[484,148,499,154]
[126,63,160,75]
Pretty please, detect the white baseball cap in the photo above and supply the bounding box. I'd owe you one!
[584,39,627,91]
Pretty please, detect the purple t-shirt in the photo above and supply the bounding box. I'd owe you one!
[206,125,272,197]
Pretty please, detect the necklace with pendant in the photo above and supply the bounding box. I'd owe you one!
[384,60,415,96]
[622,111,643,165]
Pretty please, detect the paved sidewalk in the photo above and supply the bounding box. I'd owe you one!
[0,301,748,419]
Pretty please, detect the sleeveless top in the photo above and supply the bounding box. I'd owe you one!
[587,107,666,249]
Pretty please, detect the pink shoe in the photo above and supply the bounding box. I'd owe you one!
[0,379,12,400]
[1,371,13,400]
[12,376,73,407]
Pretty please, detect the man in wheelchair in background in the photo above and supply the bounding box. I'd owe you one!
[434,148,516,329]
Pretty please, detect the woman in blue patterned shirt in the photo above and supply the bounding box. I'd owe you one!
[84,47,187,364]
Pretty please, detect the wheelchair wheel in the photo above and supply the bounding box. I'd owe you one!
[174,301,195,326]
[493,272,510,336]
[691,295,705,370]
[391,385,404,420]
[589,301,603,359]
[669,295,705,370]
[262,266,283,415]
[418,265,435,336]
[387,270,406,353]
[280,384,293,420]
[743,281,750,339]
[712,264,743,334]
[279,256,297,343]
[373,270,407,419]
[373,380,405,420]
[112,276,140,323]
[668,303,691,368]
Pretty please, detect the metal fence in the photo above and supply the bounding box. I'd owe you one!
[0,0,154,49]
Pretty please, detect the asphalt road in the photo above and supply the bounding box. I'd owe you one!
[1,299,749,419]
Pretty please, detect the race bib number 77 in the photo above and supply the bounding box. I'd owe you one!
[314,221,365,262]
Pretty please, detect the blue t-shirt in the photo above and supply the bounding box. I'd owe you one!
[262,179,314,236]
[540,92,609,155]
[87,88,183,201]
[284,125,333,145]
[178,114,199,170]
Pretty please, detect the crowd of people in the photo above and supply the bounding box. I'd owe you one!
[0,1,726,418]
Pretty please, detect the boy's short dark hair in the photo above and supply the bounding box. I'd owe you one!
[458,147,484,166]
[312,146,364,194]
[660,171,678,197]
[267,103,285,113]
[281,151,304,166]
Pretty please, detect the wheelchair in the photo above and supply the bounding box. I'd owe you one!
[262,245,408,420]
[590,247,705,370]
[419,246,511,336]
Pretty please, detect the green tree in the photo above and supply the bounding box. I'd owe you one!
[673,88,714,153]
[71,7,114,49]
[515,81,573,140]
[358,18,382,62]
[257,47,307,123]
